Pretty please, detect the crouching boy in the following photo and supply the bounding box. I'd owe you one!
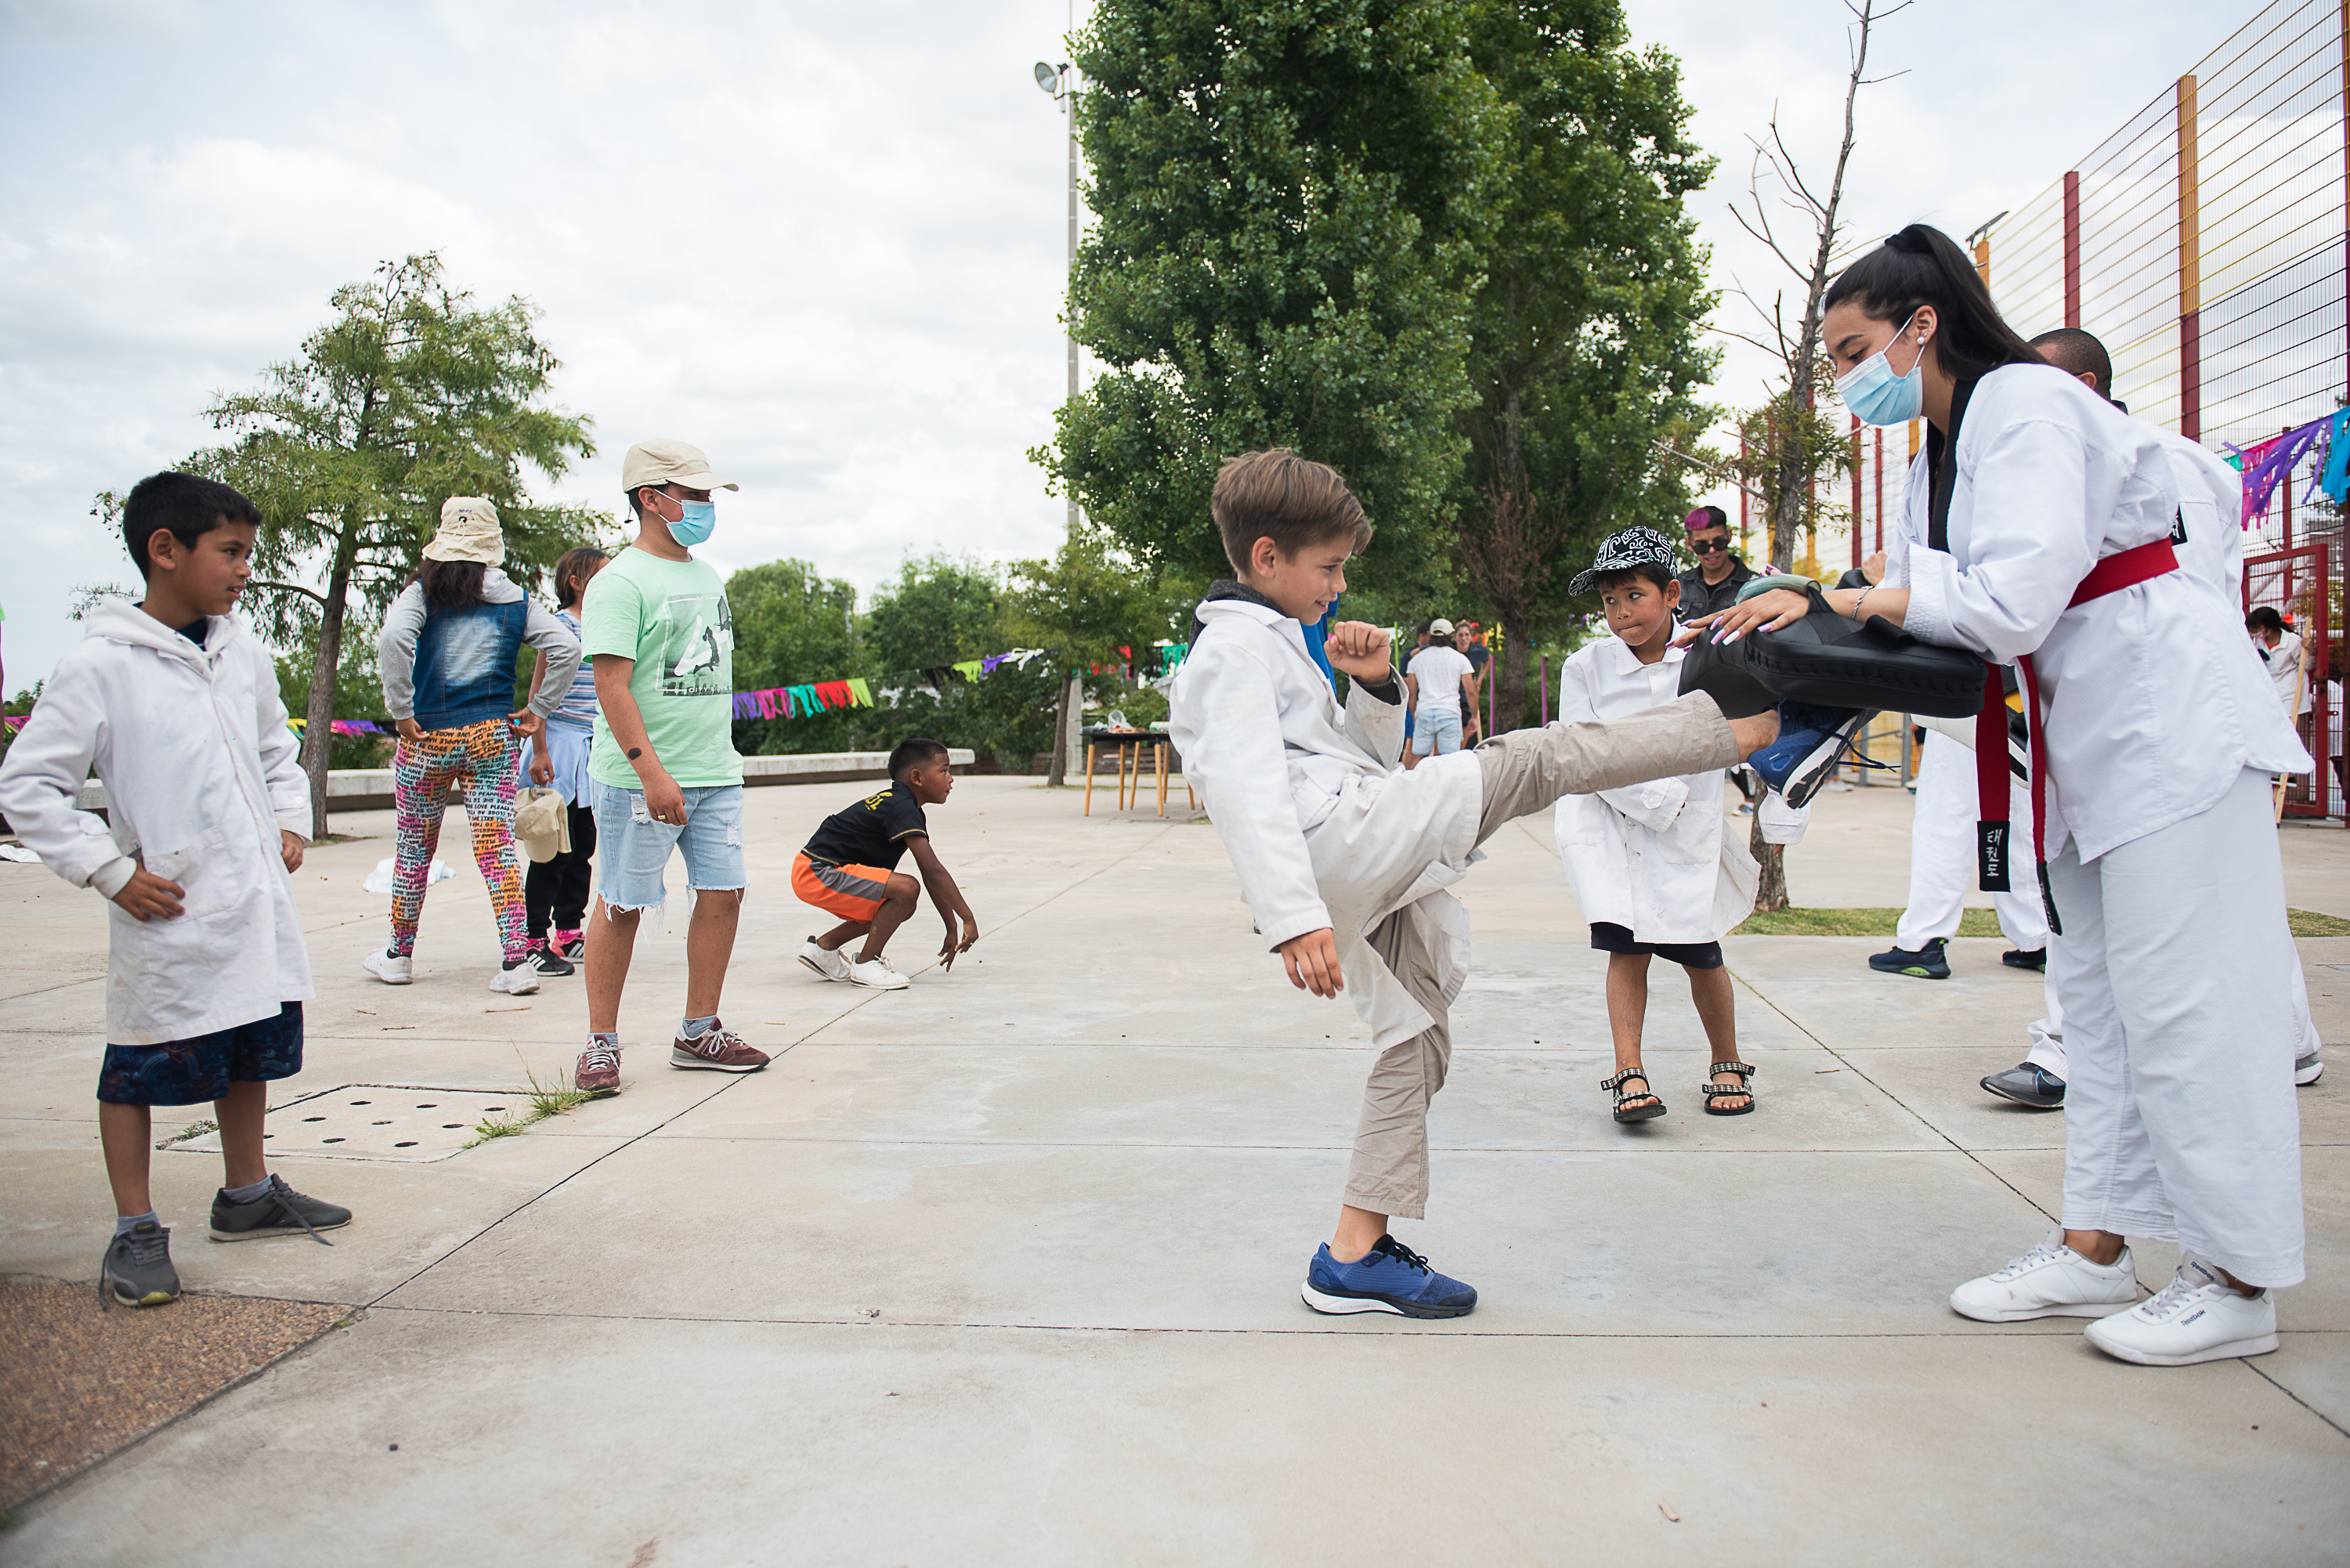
[1167,450,1775,1318]
[0,472,348,1308]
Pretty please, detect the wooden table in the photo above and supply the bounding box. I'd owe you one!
[1080,728,1193,818]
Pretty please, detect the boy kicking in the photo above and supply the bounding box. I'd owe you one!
[1167,450,1776,1319]
[794,739,978,990]
[0,472,349,1307]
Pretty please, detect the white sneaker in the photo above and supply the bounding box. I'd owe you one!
[847,956,909,990]
[1948,1227,2139,1321]
[362,949,413,985]
[2295,1052,2323,1086]
[797,937,852,982]
[2084,1259,2279,1366]
[490,963,540,995]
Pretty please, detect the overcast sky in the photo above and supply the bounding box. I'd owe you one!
[0,0,2251,690]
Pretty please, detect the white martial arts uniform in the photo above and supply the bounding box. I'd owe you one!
[1885,363,2312,1285]
[1553,638,1756,943]
[2023,423,2321,1077]
[1896,728,2048,953]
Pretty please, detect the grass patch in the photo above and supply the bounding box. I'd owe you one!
[1734,906,2350,938]
[1733,907,2007,938]
[154,1117,219,1150]
[462,1058,605,1148]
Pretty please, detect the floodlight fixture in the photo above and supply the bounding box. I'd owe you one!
[1034,61,1063,96]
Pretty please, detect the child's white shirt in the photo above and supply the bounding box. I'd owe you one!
[0,600,314,1042]
[1170,594,1484,1049]
[1553,637,1752,944]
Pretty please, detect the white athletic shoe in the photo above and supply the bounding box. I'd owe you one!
[1948,1227,2139,1321]
[362,949,413,985]
[2084,1259,2279,1366]
[489,962,540,995]
[2295,1052,2323,1086]
[797,937,852,982]
[848,956,909,991]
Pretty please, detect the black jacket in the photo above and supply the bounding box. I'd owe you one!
[1673,557,1758,621]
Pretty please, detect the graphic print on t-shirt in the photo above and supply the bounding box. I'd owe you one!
[654,593,734,697]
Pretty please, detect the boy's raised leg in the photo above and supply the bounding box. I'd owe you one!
[1471,695,1769,846]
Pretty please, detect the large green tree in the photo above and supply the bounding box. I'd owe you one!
[1039,0,1499,588]
[1452,0,1716,724]
[728,558,863,756]
[189,253,602,834]
[1004,531,1198,782]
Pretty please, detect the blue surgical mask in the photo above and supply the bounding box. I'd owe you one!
[1834,311,1926,426]
[662,497,717,546]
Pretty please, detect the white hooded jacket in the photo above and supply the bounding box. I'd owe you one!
[1167,594,1485,1050]
[0,600,315,1043]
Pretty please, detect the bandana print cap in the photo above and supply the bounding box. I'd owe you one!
[1570,525,1681,595]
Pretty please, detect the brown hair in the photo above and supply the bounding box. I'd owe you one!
[552,545,610,609]
[1210,448,1372,576]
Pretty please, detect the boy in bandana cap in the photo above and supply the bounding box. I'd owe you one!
[1559,527,1759,1125]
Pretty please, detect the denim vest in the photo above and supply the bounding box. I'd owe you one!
[410,598,528,731]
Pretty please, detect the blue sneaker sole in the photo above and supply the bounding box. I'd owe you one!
[1300,1280,1476,1319]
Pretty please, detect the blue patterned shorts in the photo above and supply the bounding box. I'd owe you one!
[96,1003,306,1107]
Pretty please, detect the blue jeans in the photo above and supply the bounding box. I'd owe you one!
[592,782,747,912]
[1412,709,1463,756]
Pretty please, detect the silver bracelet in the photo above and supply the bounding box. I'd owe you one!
[1854,585,1875,620]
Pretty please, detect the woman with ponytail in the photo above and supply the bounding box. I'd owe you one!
[1694,223,2310,1367]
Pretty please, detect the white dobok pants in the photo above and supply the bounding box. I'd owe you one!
[2028,959,2321,1079]
[2049,767,2305,1286]
[1897,730,2050,953]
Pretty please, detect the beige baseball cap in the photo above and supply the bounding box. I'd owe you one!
[1428,617,1455,637]
[620,439,739,497]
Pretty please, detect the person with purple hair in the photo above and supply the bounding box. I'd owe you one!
[1672,506,1756,624]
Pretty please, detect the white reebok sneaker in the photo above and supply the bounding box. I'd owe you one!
[2084,1259,2279,1366]
[363,949,413,985]
[848,956,909,990]
[1948,1227,2139,1321]
[797,937,852,982]
[489,962,540,995]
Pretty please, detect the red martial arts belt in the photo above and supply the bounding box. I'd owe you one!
[1975,536,2180,936]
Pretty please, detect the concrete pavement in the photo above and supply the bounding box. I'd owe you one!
[2,776,2345,1564]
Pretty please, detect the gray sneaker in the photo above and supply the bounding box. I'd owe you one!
[103,1220,181,1308]
[210,1174,350,1245]
[1981,1062,2066,1109]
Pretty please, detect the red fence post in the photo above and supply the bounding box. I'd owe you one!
[2063,170,2083,330]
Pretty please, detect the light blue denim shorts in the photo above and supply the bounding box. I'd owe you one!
[1412,708,1464,756]
[593,781,747,912]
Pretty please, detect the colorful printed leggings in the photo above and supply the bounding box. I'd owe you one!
[389,719,525,963]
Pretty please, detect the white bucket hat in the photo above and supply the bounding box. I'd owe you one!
[424,497,504,565]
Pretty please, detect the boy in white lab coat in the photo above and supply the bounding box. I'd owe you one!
[0,472,349,1309]
[1555,529,1760,1122]
[1169,451,1776,1320]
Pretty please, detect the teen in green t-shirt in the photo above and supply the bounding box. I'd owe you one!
[574,439,769,1092]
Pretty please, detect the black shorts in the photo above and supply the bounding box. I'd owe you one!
[96,1003,305,1107]
[1589,923,1724,970]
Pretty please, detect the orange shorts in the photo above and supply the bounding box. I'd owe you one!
[791,852,893,923]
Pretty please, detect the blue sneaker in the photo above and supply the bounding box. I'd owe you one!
[1750,701,1875,807]
[1300,1234,1477,1319]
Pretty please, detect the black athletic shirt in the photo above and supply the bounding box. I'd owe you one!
[803,779,929,871]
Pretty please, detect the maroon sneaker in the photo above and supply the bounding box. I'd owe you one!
[670,1020,768,1073]
[575,1039,622,1093]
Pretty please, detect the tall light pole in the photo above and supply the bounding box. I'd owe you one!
[1033,59,1079,537]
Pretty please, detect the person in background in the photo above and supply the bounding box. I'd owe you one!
[520,545,611,977]
[1673,506,1758,623]
[366,497,583,995]
[1452,622,1490,735]
[1404,617,1478,770]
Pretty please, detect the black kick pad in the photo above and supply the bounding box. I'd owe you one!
[1677,611,1987,719]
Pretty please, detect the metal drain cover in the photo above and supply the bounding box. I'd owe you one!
[175,1085,524,1164]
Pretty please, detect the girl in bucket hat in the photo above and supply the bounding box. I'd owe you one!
[366,498,585,995]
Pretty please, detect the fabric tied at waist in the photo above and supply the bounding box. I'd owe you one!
[1976,536,2180,935]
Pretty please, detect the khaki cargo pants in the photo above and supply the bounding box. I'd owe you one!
[1343,694,1736,1219]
